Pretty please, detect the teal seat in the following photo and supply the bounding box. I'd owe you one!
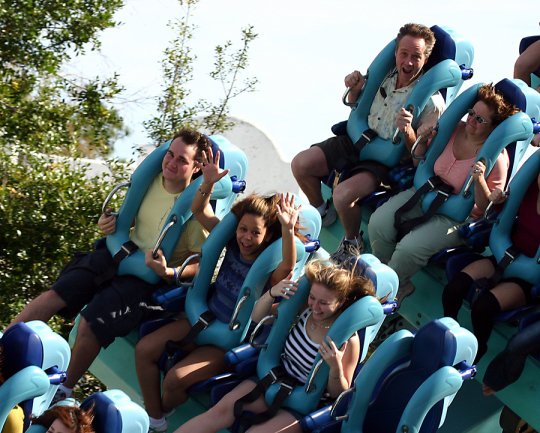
[346,25,474,169]
[183,194,321,352]
[329,318,477,433]
[105,134,248,284]
[0,321,70,431]
[236,255,392,419]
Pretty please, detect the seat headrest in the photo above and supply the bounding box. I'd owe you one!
[350,254,399,300]
[410,319,457,369]
[207,136,224,169]
[425,25,457,72]
[495,78,527,112]
[81,392,123,433]
[0,322,44,379]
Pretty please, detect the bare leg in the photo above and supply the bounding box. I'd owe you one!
[246,410,302,433]
[8,289,67,328]
[161,345,227,411]
[63,317,101,388]
[333,171,378,239]
[174,379,264,433]
[461,258,496,280]
[291,147,330,208]
[135,319,192,419]
[514,39,540,86]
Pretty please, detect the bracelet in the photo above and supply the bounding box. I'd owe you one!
[172,267,179,285]
[268,287,276,298]
[198,187,211,197]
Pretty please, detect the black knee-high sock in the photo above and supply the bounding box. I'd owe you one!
[471,290,501,363]
[442,272,474,320]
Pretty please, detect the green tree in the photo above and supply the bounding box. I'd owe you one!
[144,0,258,143]
[0,0,129,330]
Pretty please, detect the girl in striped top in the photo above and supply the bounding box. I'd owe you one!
[175,260,376,433]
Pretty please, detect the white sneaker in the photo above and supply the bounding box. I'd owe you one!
[148,418,169,433]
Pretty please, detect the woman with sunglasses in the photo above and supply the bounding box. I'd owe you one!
[368,84,519,302]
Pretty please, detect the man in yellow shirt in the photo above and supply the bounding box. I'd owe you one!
[9,128,210,402]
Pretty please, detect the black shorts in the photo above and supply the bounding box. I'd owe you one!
[53,247,163,348]
[313,135,390,184]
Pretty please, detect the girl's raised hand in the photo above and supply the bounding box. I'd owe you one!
[277,192,301,229]
[196,147,230,185]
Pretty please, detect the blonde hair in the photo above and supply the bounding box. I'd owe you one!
[304,260,375,311]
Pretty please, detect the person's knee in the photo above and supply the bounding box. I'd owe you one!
[135,336,162,364]
[291,152,308,178]
[331,184,349,212]
[162,368,189,395]
[76,317,98,341]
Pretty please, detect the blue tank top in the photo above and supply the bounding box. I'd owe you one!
[208,240,254,323]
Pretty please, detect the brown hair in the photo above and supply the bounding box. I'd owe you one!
[396,23,436,58]
[172,127,210,160]
[231,193,306,246]
[33,405,95,433]
[477,84,520,126]
[304,260,375,311]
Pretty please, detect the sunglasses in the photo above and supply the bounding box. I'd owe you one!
[467,109,490,125]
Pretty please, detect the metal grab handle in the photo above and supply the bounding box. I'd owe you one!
[483,189,509,220]
[342,87,356,107]
[101,181,131,215]
[392,127,401,144]
[229,288,251,331]
[306,359,324,393]
[331,388,354,421]
[175,253,200,286]
[411,135,425,160]
[483,200,495,220]
[392,105,414,145]
[463,158,486,198]
[249,314,275,347]
[152,216,177,259]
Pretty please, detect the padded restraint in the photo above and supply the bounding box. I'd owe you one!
[339,318,477,433]
[413,79,533,223]
[252,260,386,417]
[489,148,540,284]
[106,136,235,284]
[346,25,472,168]
[185,195,320,352]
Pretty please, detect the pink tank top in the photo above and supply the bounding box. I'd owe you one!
[433,123,509,219]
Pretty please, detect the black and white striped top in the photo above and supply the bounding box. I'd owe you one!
[281,309,319,383]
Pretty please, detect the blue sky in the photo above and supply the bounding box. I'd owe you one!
[65,0,539,161]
